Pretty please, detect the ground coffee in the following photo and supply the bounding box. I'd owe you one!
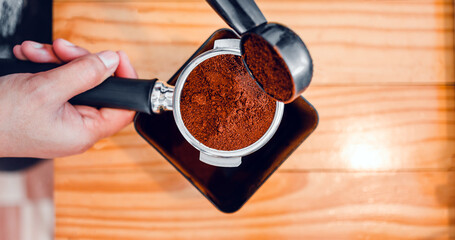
[180,54,276,151]
[243,34,295,103]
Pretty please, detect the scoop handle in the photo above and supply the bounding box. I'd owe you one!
[0,59,156,115]
[206,0,267,35]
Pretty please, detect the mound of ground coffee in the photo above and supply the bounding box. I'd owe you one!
[180,54,276,151]
[243,34,295,103]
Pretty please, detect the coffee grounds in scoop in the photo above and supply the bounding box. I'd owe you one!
[180,54,276,151]
[243,34,295,102]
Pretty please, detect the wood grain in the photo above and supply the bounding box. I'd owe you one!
[53,0,454,84]
[55,170,455,239]
[52,0,455,239]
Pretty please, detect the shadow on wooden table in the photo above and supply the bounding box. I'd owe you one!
[435,172,455,240]
[445,83,455,240]
[446,48,455,240]
[435,168,455,240]
[435,85,455,239]
[428,4,454,239]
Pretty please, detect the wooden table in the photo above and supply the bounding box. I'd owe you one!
[53,0,455,239]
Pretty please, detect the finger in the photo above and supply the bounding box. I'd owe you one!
[52,38,90,62]
[20,41,61,63]
[74,105,134,139]
[97,108,135,138]
[13,45,27,60]
[115,51,138,78]
[31,51,119,103]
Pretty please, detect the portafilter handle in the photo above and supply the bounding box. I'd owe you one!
[0,59,174,114]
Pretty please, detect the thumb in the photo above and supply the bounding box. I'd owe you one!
[33,51,119,103]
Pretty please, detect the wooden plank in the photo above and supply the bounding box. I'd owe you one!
[55,85,455,172]
[54,171,455,239]
[53,0,454,85]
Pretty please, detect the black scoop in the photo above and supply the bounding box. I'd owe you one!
[206,0,313,103]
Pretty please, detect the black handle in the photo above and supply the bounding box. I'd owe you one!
[0,59,156,115]
[206,0,267,35]
[69,77,156,115]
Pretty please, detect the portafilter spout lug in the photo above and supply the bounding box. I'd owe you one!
[200,152,242,168]
[214,38,241,49]
[151,81,174,114]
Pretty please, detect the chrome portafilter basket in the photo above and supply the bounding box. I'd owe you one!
[173,39,284,167]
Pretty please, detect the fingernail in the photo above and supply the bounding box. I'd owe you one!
[97,51,118,69]
[31,42,43,49]
[60,39,75,47]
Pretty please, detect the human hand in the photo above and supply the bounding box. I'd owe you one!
[0,39,137,158]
